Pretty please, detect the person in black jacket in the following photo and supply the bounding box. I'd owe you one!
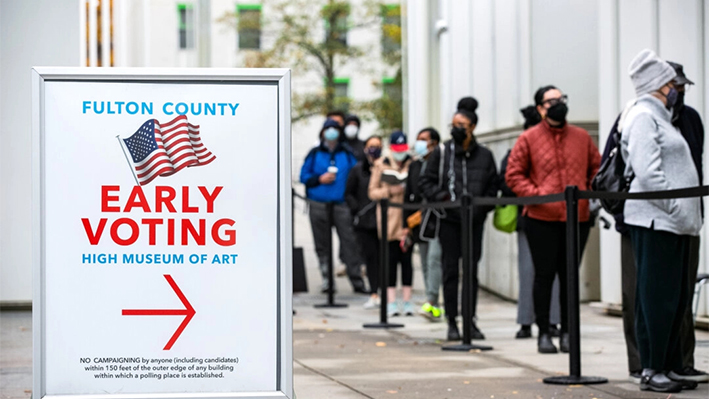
[345,136,384,309]
[404,127,443,321]
[418,98,499,341]
[667,61,707,384]
[344,115,366,162]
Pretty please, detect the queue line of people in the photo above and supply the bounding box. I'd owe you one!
[299,48,707,393]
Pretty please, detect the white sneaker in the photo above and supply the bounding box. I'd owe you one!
[363,296,380,309]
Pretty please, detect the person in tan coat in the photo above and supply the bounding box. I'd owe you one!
[369,131,414,317]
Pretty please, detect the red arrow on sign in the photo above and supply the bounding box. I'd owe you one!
[122,274,196,350]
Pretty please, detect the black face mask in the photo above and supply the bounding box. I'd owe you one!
[451,126,467,144]
[672,92,685,124]
[546,103,568,125]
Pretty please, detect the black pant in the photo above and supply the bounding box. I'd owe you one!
[387,241,413,287]
[524,218,590,334]
[620,233,641,373]
[357,228,380,294]
[439,219,484,321]
[629,225,690,371]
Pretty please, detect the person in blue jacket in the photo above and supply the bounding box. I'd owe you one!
[300,119,366,293]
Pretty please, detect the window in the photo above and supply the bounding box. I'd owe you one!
[381,4,401,55]
[323,4,348,46]
[238,4,261,50]
[382,77,401,102]
[333,78,350,112]
[177,3,194,49]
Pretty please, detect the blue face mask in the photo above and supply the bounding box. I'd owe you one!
[324,128,339,142]
[414,140,429,157]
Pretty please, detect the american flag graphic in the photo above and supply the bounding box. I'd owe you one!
[119,115,216,185]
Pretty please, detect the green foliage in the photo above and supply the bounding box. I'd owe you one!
[218,0,402,131]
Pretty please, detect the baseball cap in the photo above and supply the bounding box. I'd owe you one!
[389,131,408,152]
[667,61,695,86]
[322,118,340,129]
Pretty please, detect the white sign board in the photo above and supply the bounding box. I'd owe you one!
[32,68,293,399]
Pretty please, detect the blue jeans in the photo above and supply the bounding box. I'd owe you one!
[419,239,442,306]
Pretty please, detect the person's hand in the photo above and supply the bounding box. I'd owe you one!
[389,184,405,195]
[319,173,336,184]
[399,228,410,240]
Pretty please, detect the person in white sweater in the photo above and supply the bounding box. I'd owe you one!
[620,49,702,393]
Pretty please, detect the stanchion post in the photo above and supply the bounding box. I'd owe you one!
[543,186,606,385]
[314,202,348,308]
[364,199,403,329]
[443,194,491,351]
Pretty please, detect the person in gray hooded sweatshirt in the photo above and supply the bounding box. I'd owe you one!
[621,49,702,393]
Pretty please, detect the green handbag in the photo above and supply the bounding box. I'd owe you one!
[493,204,518,233]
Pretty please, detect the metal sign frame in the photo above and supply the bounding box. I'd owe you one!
[31,68,293,399]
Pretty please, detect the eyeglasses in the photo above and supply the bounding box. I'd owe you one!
[542,95,568,107]
[447,123,470,130]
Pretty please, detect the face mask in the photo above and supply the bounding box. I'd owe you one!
[344,125,359,139]
[414,140,429,157]
[546,103,568,125]
[392,151,408,162]
[365,147,381,160]
[451,126,467,144]
[663,87,679,110]
[324,128,339,141]
[672,92,685,123]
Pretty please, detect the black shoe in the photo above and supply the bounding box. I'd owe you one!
[353,287,370,295]
[471,323,485,340]
[559,333,569,353]
[447,321,461,341]
[537,333,558,354]
[640,372,683,393]
[628,371,642,385]
[549,324,561,338]
[670,377,698,390]
[669,367,709,383]
[515,325,532,339]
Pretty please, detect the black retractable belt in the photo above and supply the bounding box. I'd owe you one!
[364,199,404,329]
[294,184,709,385]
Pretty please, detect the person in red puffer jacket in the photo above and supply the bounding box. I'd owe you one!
[505,85,601,355]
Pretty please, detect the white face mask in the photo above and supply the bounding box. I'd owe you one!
[344,125,359,139]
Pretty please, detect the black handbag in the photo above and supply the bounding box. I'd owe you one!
[419,143,447,241]
[592,130,633,215]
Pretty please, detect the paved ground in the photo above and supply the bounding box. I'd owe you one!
[2,203,708,398]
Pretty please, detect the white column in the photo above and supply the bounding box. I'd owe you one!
[88,0,98,67]
[517,0,532,123]
[703,0,709,316]
[598,0,622,305]
[142,0,150,67]
[437,0,452,133]
[79,0,87,66]
[404,0,430,137]
[101,0,110,67]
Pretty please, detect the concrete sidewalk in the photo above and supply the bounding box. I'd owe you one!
[2,206,708,398]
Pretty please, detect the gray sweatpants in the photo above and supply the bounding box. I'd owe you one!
[516,229,561,326]
[308,201,365,291]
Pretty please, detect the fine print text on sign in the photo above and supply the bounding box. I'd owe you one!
[34,69,292,398]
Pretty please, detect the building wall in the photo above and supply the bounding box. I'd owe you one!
[0,0,81,304]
